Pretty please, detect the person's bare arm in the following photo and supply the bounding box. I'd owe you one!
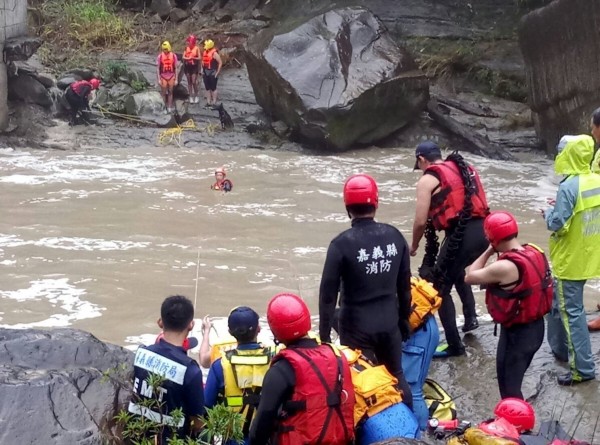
[411,174,438,256]
[199,315,212,368]
[214,52,223,78]
[465,247,518,286]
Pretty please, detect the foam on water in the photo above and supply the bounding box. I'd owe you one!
[0,277,103,328]
[0,234,151,251]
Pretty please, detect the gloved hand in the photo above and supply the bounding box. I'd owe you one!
[399,318,411,341]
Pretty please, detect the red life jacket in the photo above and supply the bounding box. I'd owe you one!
[70,80,92,96]
[202,48,217,70]
[184,46,200,65]
[273,345,355,445]
[426,161,489,230]
[485,244,553,327]
[159,52,175,74]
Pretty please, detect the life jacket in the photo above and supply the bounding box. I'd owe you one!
[338,347,402,426]
[159,52,175,74]
[220,346,275,435]
[477,418,522,442]
[273,344,355,445]
[202,48,218,70]
[210,336,238,364]
[446,423,522,445]
[426,161,489,231]
[485,244,553,327]
[70,80,92,96]
[409,276,442,331]
[184,46,200,65]
[212,179,233,191]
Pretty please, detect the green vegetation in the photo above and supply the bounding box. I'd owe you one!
[115,373,244,445]
[30,0,136,72]
[406,37,528,102]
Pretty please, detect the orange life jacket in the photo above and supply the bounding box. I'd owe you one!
[70,80,92,97]
[159,52,175,74]
[202,48,218,70]
[486,244,553,327]
[273,345,355,445]
[426,161,489,230]
[184,46,200,65]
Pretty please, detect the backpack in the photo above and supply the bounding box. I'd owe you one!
[339,347,403,426]
[409,277,442,331]
[423,378,457,420]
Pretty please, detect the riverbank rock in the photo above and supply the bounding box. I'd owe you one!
[519,0,597,153]
[245,7,429,151]
[7,73,53,108]
[0,328,133,444]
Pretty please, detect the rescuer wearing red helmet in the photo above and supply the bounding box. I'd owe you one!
[249,293,355,445]
[318,174,414,409]
[65,77,101,125]
[211,166,233,192]
[411,141,490,358]
[465,211,552,399]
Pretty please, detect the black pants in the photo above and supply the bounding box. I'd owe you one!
[497,318,544,399]
[437,218,488,349]
[65,88,87,122]
[339,326,413,410]
[454,270,477,320]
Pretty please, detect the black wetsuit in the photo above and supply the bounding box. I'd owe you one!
[497,318,544,399]
[248,338,315,445]
[319,217,413,408]
[65,81,92,124]
[435,218,489,350]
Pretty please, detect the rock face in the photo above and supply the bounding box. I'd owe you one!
[519,0,599,152]
[0,328,133,445]
[245,7,429,151]
[7,73,53,108]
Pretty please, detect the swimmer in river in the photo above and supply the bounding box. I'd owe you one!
[211,166,232,192]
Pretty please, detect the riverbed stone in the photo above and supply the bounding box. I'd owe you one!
[0,328,132,444]
[169,7,190,22]
[7,74,53,108]
[125,90,165,116]
[57,76,78,89]
[35,72,57,89]
[151,0,174,19]
[245,7,429,151]
[107,82,136,113]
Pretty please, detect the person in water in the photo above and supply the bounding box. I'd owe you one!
[411,141,490,358]
[543,134,598,385]
[182,35,201,104]
[465,211,551,399]
[249,293,355,445]
[211,167,232,192]
[65,78,100,125]
[319,174,413,409]
[157,41,178,113]
[129,295,204,444]
[205,307,273,444]
[201,39,222,107]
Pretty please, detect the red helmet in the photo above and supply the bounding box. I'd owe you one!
[494,398,535,433]
[215,167,226,177]
[343,174,378,208]
[267,293,311,343]
[89,78,101,90]
[484,211,518,248]
[186,34,197,46]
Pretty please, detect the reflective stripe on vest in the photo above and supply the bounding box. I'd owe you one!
[426,161,489,230]
[550,173,600,279]
[202,48,217,69]
[160,52,175,73]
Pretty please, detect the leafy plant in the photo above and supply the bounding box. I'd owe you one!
[131,79,148,93]
[103,60,130,83]
[115,373,244,444]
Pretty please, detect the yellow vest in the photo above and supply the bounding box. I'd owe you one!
[409,277,442,330]
[339,347,403,426]
[550,173,600,279]
[220,346,274,423]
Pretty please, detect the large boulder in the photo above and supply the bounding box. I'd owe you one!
[519,0,599,153]
[7,74,53,108]
[106,82,136,113]
[0,328,133,444]
[151,0,174,19]
[124,91,177,126]
[244,7,429,150]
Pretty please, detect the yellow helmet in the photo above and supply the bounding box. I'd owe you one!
[204,39,215,50]
[161,41,171,51]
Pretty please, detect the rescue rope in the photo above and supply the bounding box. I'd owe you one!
[421,151,476,291]
[95,105,156,125]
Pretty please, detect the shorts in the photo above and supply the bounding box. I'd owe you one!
[184,63,199,76]
[159,77,175,89]
[203,72,218,91]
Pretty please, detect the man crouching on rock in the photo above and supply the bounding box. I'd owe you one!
[128,295,205,444]
[65,78,100,125]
